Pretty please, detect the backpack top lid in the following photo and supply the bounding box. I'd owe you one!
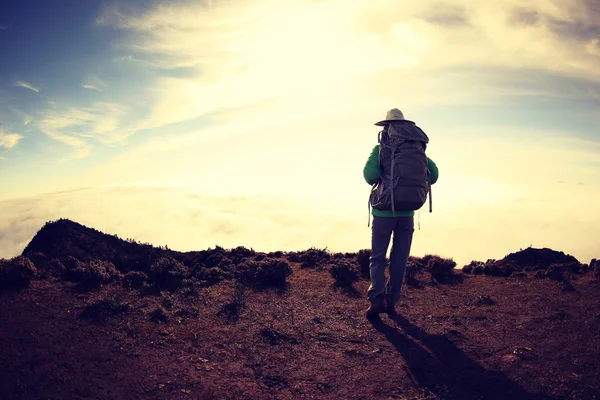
[382,121,429,147]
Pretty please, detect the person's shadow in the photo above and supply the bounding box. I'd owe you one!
[368,314,555,400]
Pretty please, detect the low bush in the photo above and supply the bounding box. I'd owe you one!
[299,248,330,269]
[329,261,359,287]
[462,261,484,275]
[69,260,120,288]
[483,263,505,277]
[356,249,371,279]
[204,252,225,269]
[123,271,147,289]
[217,284,246,322]
[62,256,83,271]
[80,296,130,322]
[149,306,169,323]
[472,265,484,275]
[26,252,65,278]
[286,252,301,263]
[235,258,292,289]
[0,256,37,290]
[196,267,231,286]
[546,264,569,281]
[229,246,255,263]
[424,255,457,282]
[405,259,425,285]
[148,257,189,291]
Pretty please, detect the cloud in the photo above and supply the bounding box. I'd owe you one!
[37,102,132,158]
[0,128,23,149]
[510,8,541,26]
[82,75,106,91]
[421,4,470,27]
[14,81,40,93]
[95,0,600,137]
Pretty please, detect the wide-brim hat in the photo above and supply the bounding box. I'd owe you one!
[374,108,411,126]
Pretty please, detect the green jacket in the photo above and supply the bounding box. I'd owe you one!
[364,145,439,217]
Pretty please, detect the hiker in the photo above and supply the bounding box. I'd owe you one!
[363,108,439,317]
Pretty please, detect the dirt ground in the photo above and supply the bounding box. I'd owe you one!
[1,262,600,400]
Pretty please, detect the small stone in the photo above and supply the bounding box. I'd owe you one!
[158,384,165,389]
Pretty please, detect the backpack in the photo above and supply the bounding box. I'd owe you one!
[369,121,432,216]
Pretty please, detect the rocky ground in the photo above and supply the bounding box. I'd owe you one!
[1,219,599,400]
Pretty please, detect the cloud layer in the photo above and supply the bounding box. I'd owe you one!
[1,181,599,269]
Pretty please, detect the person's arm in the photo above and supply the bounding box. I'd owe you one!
[363,145,381,185]
[427,157,439,184]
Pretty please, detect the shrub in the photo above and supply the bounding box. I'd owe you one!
[70,260,120,288]
[148,257,189,291]
[268,251,284,258]
[0,256,37,290]
[462,261,483,275]
[483,263,505,277]
[300,248,330,269]
[149,306,169,323]
[425,255,457,282]
[229,246,255,262]
[26,252,53,278]
[564,262,584,274]
[473,265,484,275]
[286,252,301,263]
[217,284,246,321]
[329,261,359,287]
[62,255,83,271]
[235,258,292,289]
[356,249,371,279]
[589,258,597,270]
[80,296,130,322]
[405,259,425,284]
[546,264,569,281]
[123,271,147,289]
[218,257,234,271]
[205,253,224,268]
[254,254,266,262]
[196,267,231,286]
[481,260,517,277]
[28,252,66,279]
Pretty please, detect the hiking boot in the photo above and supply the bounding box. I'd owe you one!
[365,295,385,317]
[385,295,397,315]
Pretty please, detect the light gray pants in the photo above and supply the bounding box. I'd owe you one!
[367,216,414,304]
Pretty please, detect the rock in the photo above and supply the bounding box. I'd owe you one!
[513,347,534,360]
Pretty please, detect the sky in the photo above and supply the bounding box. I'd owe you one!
[0,0,599,267]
